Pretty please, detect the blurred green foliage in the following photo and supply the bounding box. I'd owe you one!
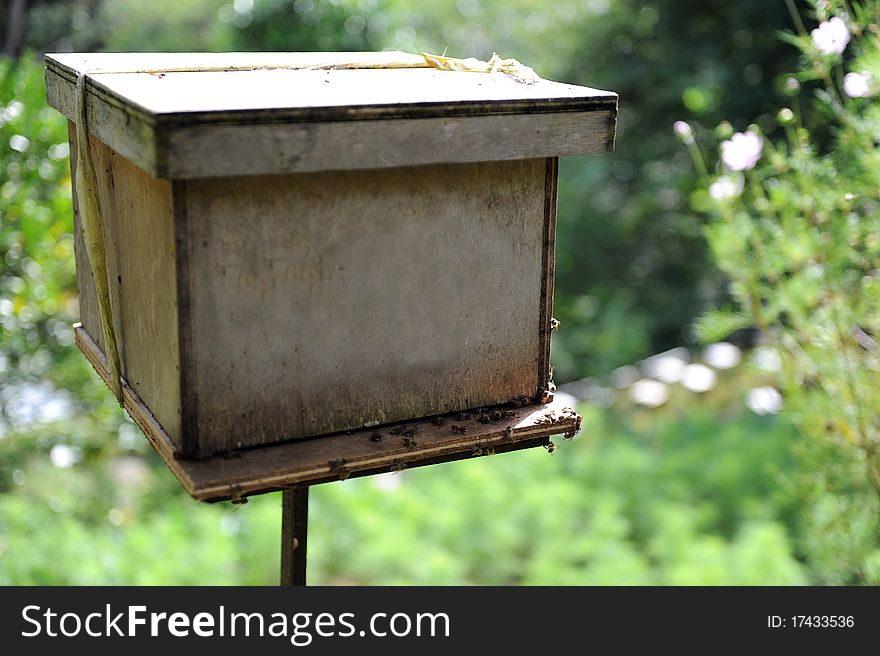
[2,392,810,585]
[688,0,880,583]
[0,1,873,585]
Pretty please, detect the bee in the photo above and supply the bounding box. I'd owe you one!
[369,432,383,443]
[389,426,404,435]
[402,426,417,437]
[510,395,531,409]
[403,436,417,448]
[451,424,469,435]
[549,317,560,331]
[457,412,473,421]
[229,484,247,505]
[545,441,556,455]
[502,426,514,440]
[477,413,491,424]
[329,458,350,481]
[430,416,447,427]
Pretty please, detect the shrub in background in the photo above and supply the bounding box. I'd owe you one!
[686,0,880,583]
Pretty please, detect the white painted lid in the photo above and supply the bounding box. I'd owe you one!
[46,52,617,178]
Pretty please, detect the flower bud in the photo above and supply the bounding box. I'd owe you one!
[715,120,733,139]
[776,108,795,125]
[673,120,693,139]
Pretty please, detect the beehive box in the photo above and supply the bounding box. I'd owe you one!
[45,52,616,499]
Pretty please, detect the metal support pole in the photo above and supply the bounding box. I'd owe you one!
[280,486,309,586]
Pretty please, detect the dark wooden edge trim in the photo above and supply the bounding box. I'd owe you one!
[172,181,198,456]
[74,323,582,503]
[250,436,553,504]
[536,156,559,403]
[155,97,620,128]
[74,323,197,494]
[193,434,568,504]
[606,100,619,152]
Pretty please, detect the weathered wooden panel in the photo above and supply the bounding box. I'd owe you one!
[69,125,182,446]
[75,323,580,502]
[183,159,549,453]
[164,111,615,179]
[50,74,159,176]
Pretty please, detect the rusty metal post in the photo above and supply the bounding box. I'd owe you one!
[280,487,309,586]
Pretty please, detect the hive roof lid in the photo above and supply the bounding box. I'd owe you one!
[46,52,618,178]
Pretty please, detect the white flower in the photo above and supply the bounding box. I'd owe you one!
[709,175,744,200]
[844,72,870,98]
[811,16,850,55]
[720,132,763,171]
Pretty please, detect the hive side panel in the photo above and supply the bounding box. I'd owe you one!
[185,159,547,453]
[70,125,182,447]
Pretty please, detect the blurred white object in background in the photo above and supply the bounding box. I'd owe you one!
[746,386,783,415]
[681,363,717,393]
[703,342,742,369]
[629,379,669,407]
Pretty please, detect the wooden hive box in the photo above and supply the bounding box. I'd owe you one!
[45,52,617,500]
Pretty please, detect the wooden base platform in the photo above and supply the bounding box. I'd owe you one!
[75,323,582,502]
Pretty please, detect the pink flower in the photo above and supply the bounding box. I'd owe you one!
[811,17,850,55]
[844,72,870,98]
[720,132,764,171]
